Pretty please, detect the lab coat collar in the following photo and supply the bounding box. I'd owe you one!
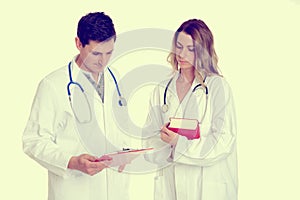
[173,70,202,90]
[70,55,107,84]
[69,55,81,81]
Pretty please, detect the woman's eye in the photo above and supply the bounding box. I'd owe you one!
[188,47,195,52]
[175,44,182,49]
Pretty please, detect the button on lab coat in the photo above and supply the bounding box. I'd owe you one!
[143,73,238,200]
[23,58,131,200]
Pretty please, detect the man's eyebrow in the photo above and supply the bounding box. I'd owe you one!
[92,49,114,54]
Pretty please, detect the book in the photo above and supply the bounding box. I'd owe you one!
[167,117,200,140]
[96,148,154,167]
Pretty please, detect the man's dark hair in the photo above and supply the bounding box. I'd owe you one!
[77,12,116,47]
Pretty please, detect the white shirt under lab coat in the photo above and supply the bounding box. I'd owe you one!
[143,72,238,200]
[23,57,131,200]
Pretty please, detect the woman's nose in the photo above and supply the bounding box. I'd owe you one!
[179,48,188,59]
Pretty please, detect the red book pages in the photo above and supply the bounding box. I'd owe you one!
[167,117,200,140]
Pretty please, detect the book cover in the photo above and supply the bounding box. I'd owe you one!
[167,117,200,140]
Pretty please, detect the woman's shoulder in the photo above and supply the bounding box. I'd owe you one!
[155,72,177,88]
[206,74,229,85]
[206,74,232,92]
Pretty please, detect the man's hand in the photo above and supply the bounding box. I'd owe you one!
[98,155,127,173]
[68,154,111,176]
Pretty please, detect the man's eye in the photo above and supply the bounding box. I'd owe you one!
[92,52,101,56]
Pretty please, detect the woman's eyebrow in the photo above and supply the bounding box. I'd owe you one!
[176,41,194,47]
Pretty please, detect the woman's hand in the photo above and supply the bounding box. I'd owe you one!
[68,154,111,176]
[160,124,179,146]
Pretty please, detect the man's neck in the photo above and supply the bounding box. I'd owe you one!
[75,56,100,82]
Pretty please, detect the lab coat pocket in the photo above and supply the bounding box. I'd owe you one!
[202,182,228,200]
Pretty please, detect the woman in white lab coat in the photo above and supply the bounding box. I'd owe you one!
[23,12,130,200]
[143,19,238,200]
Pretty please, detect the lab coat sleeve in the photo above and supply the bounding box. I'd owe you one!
[23,78,79,178]
[142,85,173,166]
[173,77,237,166]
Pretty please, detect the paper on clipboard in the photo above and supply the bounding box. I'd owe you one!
[97,148,154,167]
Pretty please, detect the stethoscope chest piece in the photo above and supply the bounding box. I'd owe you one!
[119,97,127,106]
[194,89,202,96]
[161,104,168,113]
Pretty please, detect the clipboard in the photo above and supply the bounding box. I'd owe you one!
[97,148,154,167]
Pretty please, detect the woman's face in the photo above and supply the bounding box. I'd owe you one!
[175,32,195,69]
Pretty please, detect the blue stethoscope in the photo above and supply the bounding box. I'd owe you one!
[161,76,209,123]
[67,61,126,123]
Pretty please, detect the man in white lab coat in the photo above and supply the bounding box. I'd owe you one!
[23,12,130,200]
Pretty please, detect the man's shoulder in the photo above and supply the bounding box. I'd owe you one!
[37,65,68,91]
[44,65,68,82]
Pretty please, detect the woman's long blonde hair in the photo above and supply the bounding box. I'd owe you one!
[168,19,222,84]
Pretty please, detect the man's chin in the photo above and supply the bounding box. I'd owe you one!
[93,66,105,72]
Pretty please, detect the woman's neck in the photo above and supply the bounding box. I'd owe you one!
[179,68,195,83]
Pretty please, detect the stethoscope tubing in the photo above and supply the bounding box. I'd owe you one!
[107,67,121,97]
[67,61,125,105]
[66,61,127,123]
[67,62,85,96]
[162,75,208,123]
[163,77,208,105]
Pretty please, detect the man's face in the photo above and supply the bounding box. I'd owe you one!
[76,38,115,74]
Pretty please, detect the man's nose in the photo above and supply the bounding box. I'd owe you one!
[97,55,109,66]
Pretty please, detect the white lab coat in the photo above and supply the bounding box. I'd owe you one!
[143,72,238,200]
[23,57,131,200]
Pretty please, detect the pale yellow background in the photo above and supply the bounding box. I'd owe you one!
[1,0,300,199]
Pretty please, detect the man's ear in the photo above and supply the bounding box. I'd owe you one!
[75,37,83,50]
